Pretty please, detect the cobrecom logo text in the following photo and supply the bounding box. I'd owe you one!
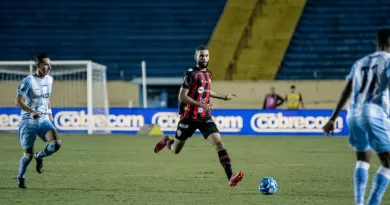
[250,112,344,133]
[151,112,243,132]
[54,110,144,131]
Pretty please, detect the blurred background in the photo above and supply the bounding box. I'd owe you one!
[0,0,389,135]
[2,2,390,204]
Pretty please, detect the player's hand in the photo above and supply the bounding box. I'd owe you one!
[31,111,41,119]
[224,93,236,101]
[322,120,334,136]
[200,103,213,112]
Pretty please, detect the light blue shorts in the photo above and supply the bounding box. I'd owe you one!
[18,119,56,149]
[348,116,390,153]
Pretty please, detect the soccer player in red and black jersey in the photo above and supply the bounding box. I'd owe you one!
[153,45,244,187]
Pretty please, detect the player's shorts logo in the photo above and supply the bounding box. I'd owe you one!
[250,112,344,133]
[178,123,188,129]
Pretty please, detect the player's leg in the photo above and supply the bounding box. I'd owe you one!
[154,118,196,154]
[347,117,371,205]
[34,120,62,173]
[199,120,244,187]
[17,122,38,188]
[365,117,390,205]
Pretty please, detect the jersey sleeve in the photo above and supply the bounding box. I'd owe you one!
[181,69,194,89]
[17,78,30,96]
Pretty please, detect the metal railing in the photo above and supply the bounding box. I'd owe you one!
[225,0,265,81]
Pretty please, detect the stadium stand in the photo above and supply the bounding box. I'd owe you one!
[232,0,305,80]
[0,0,226,80]
[207,0,259,80]
[277,0,390,80]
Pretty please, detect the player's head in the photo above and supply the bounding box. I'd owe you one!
[35,53,51,76]
[270,86,275,94]
[376,28,390,51]
[290,85,296,93]
[194,45,209,69]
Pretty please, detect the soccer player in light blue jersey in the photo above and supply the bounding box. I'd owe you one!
[15,54,62,189]
[323,28,390,205]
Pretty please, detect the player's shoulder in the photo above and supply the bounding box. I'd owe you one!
[183,67,196,75]
[355,53,373,65]
[20,75,33,84]
[206,68,212,75]
[45,75,54,83]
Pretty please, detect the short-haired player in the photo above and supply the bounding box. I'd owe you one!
[153,45,244,187]
[15,54,62,188]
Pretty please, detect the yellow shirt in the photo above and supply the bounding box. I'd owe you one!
[286,93,302,109]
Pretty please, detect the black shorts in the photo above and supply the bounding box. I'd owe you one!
[175,117,219,141]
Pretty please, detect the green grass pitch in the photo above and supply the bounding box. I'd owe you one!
[0,133,389,205]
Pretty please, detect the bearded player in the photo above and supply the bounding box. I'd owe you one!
[15,54,62,188]
[153,45,244,187]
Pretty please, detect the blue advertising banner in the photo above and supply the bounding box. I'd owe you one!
[0,108,348,136]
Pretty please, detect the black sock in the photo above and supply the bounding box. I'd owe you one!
[166,139,174,150]
[218,149,233,180]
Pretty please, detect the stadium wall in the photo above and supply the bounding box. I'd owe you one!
[0,80,344,108]
[0,107,348,136]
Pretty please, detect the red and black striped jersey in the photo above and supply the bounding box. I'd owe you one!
[179,66,212,120]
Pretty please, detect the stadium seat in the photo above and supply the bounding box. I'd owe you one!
[0,0,226,80]
[277,0,390,80]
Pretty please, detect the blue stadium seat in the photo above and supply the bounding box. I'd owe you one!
[277,0,390,80]
[0,0,226,80]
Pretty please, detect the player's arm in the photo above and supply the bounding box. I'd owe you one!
[328,79,352,121]
[179,70,203,107]
[15,80,40,118]
[48,99,53,121]
[276,94,284,106]
[299,93,305,108]
[210,90,236,101]
[323,63,356,135]
[15,95,35,113]
[179,87,202,107]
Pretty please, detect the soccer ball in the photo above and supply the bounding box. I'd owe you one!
[259,177,278,195]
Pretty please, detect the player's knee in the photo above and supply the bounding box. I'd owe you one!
[23,153,33,160]
[172,146,182,154]
[379,152,390,168]
[173,149,181,154]
[214,141,225,151]
[49,140,62,152]
[356,151,371,163]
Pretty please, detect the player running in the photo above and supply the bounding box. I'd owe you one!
[323,28,390,205]
[15,54,62,189]
[153,45,244,187]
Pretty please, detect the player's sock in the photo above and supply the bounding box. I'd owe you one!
[218,149,232,180]
[354,161,370,205]
[366,166,390,205]
[36,140,62,159]
[17,153,33,179]
[166,139,174,151]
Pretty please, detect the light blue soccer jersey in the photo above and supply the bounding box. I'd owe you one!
[347,51,390,119]
[17,74,53,121]
[17,74,55,149]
